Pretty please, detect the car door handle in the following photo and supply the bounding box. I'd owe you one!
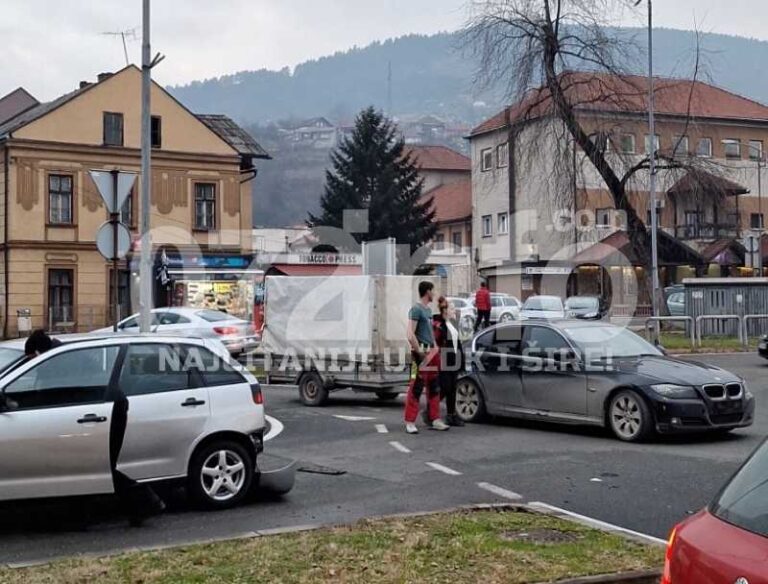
[77,414,107,424]
[181,398,206,407]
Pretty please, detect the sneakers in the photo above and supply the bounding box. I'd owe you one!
[430,419,450,431]
[405,423,419,434]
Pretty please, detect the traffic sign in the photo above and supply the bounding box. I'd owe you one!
[96,221,131,260]
[89,170,137,213]
[744,234,760,253]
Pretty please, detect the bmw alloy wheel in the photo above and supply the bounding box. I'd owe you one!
[610,394,643,440]
[456,379,485,422]
[200,449,247,502]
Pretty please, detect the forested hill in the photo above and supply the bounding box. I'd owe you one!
[169,28,768,126]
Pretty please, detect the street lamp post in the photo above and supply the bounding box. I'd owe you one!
[637,0,660,316]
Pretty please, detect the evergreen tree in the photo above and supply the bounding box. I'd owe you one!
[309,107,436,259]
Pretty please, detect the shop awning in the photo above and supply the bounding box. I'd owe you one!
[267,264,362,277]
[701,239,745,266]
[570,229,705,266]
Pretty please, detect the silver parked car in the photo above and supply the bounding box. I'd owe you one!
[446,296,477,337]
[95,308,259,356]
[469,293,521,323]
[0,336,266,508]
[520,295,566,320]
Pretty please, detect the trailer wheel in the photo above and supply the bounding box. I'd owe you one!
[375,391,399,401]
[298,372,328,406]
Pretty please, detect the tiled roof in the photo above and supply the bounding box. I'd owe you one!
[0,88,39,127]
[0,85,90,138]
[422,180,472,223]
[668,170,748,197]
[196,114,271,159]
[701,239,745,265]
[471,71,768,136]
[406,145,470,171]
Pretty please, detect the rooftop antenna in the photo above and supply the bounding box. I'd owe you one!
[102,27,138,66]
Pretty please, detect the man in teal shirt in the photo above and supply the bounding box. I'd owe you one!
[404,281,449,434]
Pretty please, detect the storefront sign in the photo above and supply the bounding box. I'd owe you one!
[525,266,572,275]
[298,253,361,265]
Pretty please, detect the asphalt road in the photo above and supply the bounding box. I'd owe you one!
[0,352,765,566]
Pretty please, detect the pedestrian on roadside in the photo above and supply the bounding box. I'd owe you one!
[433,297,465,427]
[474,281,491,332]
[404,281,449,434]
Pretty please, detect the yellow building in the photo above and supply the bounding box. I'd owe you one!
[0,66,269,336]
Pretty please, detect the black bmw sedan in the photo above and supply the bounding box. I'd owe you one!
[456,320,755,442]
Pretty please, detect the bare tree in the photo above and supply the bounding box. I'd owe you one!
[463,0,732,307]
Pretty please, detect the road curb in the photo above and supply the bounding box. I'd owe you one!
[541,570,661,584]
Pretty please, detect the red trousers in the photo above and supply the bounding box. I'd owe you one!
[404,349,441,423]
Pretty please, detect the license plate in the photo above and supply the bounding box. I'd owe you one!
[714,401,742,414]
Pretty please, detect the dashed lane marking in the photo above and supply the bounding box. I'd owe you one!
[333,415,377,421]
[477,482,523,500]
[426,462,462,476]
[389,441,411,453]
[375,424,389,434]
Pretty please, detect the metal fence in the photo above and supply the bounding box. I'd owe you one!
[684,277,768,338]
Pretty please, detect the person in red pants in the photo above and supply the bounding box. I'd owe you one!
[404,281,449,434]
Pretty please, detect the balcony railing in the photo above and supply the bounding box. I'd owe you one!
[675,223,739,240]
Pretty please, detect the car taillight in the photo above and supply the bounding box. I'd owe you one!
[213,326,240,335]
[251,383,263,405]
[661,525,678,584]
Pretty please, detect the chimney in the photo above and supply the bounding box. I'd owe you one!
[79,81,91,89]
[97,72,113,83]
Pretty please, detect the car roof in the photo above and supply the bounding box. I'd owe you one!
[0,333,211,351]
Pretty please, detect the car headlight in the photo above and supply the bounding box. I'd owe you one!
[584,312,598,318]
[650,384,699,399]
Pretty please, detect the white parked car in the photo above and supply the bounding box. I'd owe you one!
[0,336,266,509]
[520,295,566,320]
[95,308,259,356]
[469,293,521,323]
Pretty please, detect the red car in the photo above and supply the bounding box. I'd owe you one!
[663,438,768,583]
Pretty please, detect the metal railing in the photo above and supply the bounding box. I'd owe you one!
[645,316,695,348]
[695,314,743,348]
[743,314,768,345]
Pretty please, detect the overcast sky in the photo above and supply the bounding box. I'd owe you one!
[2,0,766,100]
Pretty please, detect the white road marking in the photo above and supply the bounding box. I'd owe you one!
[333,415,377,421]
[477,482,523,500]
[528,502,667,546]
[264,415,284,442]
[375,424,389,434]
[426,462,462,476]
[389,441,411,453]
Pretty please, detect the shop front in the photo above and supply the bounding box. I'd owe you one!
[157,252,263,322]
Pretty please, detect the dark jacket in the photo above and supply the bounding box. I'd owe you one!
[432,315,464,372]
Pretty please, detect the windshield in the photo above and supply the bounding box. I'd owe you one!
[712,440,768,538]
[566,297,598,310]
[563,325,662,358]
[523,297,562,311]
[0,348,24,373]
[449,298,466,308]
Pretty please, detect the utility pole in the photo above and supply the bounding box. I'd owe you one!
[644,0,660,317]
[139,0,153,333]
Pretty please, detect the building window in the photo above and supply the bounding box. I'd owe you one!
[749,140,763,161]
[48,269,74,326]
[497,212,509,234]
[751,213,764,229]
[723,139,742,159]
[595,208,612,227]
[481,148,493,171]
[496,143,509,168]
[616,133,636,154]
[48,174,73,225]
[103,112,124,146]
[120,188,133,226]
[452,231,463,249]
[194,183,217,230]
[646,206,661,226]
[696,137,713,158]
[481,215,492,237]
[672,135,689,157]
[434,233,445,249]
[151,116,162,148]
[644,134,660,155]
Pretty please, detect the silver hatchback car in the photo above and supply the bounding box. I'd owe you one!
[0,335,265,509]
